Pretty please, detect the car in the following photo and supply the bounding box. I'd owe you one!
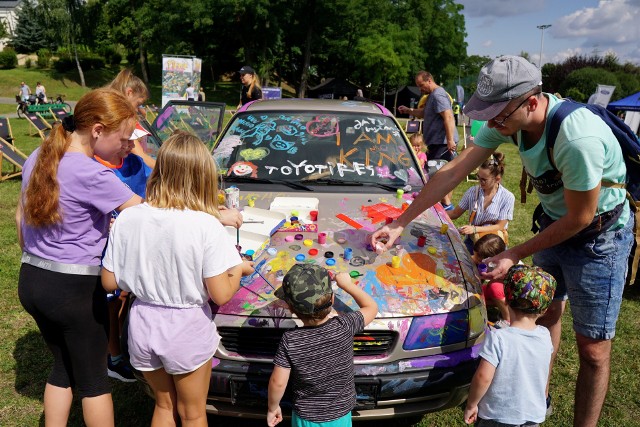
[139,98,487,420]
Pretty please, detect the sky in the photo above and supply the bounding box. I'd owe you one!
[457,0,640,67]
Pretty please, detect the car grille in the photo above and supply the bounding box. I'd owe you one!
[217,327,396,358]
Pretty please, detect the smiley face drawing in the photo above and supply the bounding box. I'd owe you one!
[228,161,258,178]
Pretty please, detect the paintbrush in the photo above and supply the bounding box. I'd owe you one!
[243,220,265,224]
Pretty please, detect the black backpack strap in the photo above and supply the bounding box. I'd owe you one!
[545,101,584,171]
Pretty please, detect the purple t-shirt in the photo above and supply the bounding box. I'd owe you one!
[21,148,134,266]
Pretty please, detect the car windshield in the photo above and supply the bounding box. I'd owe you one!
[214,110,424,188]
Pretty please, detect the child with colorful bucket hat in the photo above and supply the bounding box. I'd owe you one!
[464,265,557,426]
[267,264,378,427]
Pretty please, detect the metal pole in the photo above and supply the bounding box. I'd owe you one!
[537,24,552,68]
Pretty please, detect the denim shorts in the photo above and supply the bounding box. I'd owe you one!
[533,215,633,340]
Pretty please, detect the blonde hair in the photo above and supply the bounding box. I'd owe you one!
[108,69,150,102]
[146,131,220,217]
[24,88,137,227]
[246,74,262,100]
[409,133,427,152]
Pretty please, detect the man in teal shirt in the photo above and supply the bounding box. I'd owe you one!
[371,55,633,427]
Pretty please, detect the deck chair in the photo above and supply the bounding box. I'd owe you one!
[1,136,28,181]
[0,117,15,144]
[49,107,71,123]
[25,113,53,140]
[145,105,158,122]
[405,120,422,134]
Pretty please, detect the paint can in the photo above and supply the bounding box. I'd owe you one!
[318,232,327,244]
[417,235,426,247]
[344,248,353,260]
[224,186,240,209]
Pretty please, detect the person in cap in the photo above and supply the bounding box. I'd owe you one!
[237,65,263,108]
[464,265,556,426]
[371,55,633,427]
[267,265,377,427]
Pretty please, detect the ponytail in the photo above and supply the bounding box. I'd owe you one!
[23,88,137,227]
[23,124,70,226]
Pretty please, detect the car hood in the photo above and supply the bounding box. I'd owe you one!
[213,190,481,319]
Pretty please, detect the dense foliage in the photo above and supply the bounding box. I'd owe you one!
[6,0,640,99]
[8,0,469,96]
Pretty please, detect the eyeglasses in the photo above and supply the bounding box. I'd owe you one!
[491,96,532,128]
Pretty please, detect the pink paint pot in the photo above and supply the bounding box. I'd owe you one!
[318,232,327,244]
[284,235,295,242]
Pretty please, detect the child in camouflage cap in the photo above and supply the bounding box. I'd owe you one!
[465,265,557,427]
[267,264,378,427]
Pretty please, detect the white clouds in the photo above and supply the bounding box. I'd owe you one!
[552,0,640,46]
[458,0,545,17]
[482,40,493,48]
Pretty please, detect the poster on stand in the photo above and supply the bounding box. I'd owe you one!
[162,55,201,107]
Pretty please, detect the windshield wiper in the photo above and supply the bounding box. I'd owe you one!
[224,176,312,191]
[306,178,399,192]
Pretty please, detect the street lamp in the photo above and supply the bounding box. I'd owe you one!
[537,24,552,68]
[458,64,465,87]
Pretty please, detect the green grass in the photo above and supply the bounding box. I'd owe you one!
[1,116,639,426]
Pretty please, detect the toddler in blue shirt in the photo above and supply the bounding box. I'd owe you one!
[464,265,557,426]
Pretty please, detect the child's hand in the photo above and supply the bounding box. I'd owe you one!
[241,260,254,276]
[219,207,243,228]
[266,406,283,426]
[334,272,353,289]
[464,404,478,424]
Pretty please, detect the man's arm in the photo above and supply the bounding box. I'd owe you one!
[485,185,600,280]
[398,105,424,119]
[371,143,495,248]
[440,109,457,152]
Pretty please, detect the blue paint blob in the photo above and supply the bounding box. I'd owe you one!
[295,254,306,262]
[326,258,336,266]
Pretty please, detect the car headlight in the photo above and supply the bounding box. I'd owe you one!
[468,304,487,340]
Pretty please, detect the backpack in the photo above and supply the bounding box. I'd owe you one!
[543,100,640,283]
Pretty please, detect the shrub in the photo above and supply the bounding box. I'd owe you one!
[37,48,51,68]
[101,45,123,66]
[53,51,105,72]
[24,57,32,68]
[0,48,18,69]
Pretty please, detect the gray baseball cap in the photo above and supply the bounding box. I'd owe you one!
[463,55,542,121]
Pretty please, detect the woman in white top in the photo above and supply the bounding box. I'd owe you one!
[102,131,254,427]
[447,152,515,253]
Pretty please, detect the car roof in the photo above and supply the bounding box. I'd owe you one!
[240,98,391,116]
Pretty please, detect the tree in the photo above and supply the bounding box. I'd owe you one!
[40,0,87,86]
[559,67,621,102]
[0,20,8,40]
[11,0,49,53]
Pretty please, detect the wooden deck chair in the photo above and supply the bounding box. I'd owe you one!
[25,113,52,140]
[0,117,15,144]
[1,136,28,181]
[49,107,71,123]
[145,105,158,122]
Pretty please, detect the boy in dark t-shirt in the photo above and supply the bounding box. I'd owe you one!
[267,264,378,427]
